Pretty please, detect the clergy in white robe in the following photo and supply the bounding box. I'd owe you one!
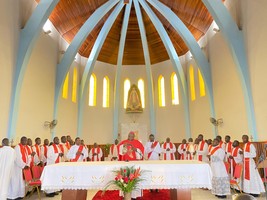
[45,137,64,197]
[186,138,195,160]
[161,137,176,160]
[89,142,103,161]
[109,139,119,161]
[224,135,232,163]
[196,134,209,162]
[241,135,265,196]
[67,137,88,162]
[59,136,69,162]
[40,139,49,165]
[144,134,161,160]
[8,136,31,199]
[0,138,16,200]
[208,138,230,199]
[32,137,42,165]
[229,140,243,190]
[216,135,226,151]
[177,139,188,160]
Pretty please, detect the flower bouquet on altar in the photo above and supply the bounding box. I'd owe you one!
[103,166,143,199]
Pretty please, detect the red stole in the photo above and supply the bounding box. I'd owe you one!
[52,144,60,163]
[226,142,232,153]
[210,146,220,155]
[186,144,193,160]
[66,141,71,150]
[231,147,239,173]
[219,141,224,148]
[163,142,174,160]
[25,145,34,167]
[147,141,158,159]
[34,144,40,157]
[208,145,212,153]
[244,142,251,180]
[91,147,100,161]
[110,144,118,155]
[198,141,205,161]
[59,144,65,154]
[19,144,27,163]
[179,143,187,160]
[71,145,84,162]
[43,145,48,158]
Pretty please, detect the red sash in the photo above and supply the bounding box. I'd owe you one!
[91,147,100,161]
[198,141,205,161]
[52,144,60,163]
[71,145,84,162]
[111,144,118,155]
[147,141,158,159]
[219,141,223,148]
[25,145,34,167]
[66,141,71,150]
[163,142,174,160]
[231,147,239,172]
[226,142,232,153]
[59,144,65,154]
[186,144,193,160]
[34,144,40,157]
[43,145,48,158]
[19,144,27,163]
[179,143,187,160]
[208,145,212,153]
[210,146,220,155]
[244,142,251,180]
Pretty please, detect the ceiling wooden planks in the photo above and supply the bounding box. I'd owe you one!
[38,0,213,65]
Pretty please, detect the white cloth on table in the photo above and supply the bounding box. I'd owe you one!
[0,146,16,200]
[144,141,161,160]
[7,145,30,199]
[243,143,265,194]
[210,147,230,196]
[67,144,88,162]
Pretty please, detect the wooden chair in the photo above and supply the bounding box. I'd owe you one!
[23,168,42,199]
[230,164,243,193]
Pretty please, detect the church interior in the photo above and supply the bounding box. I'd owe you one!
[1,0,267,199]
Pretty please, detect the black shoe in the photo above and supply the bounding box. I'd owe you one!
[45,193,55,197]
[250,194,259,197]
[217,195,226,199]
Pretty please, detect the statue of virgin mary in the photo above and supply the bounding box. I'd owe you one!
[126,84,143,113]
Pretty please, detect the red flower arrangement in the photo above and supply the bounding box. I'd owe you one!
[103,166,143,193]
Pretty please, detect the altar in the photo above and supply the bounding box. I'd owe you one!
[40,160,212,200]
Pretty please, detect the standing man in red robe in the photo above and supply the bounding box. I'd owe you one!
[118,131,144,161]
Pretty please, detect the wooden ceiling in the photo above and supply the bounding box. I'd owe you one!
[45,0,213,65]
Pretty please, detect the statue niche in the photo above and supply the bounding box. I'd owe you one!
[126,84,143,113]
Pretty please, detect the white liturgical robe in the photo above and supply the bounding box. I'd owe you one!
[144,141,161,160]
[196,140,209,162]
[67,144,88,162]
[89,147,103,161]
[243,142,265,194]
[8,145,30,199]
[177,143,188,160]
[0,146,16,200]
[161,142,176,160]
[109,144,119,161]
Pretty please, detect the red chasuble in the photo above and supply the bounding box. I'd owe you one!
[118,139,144,161]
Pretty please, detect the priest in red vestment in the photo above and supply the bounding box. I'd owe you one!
[118,131,144,161]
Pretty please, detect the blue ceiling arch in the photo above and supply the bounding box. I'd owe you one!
[113,0,132,139]
[147,0,217,136]
[133,0,156,135]
[77,1,125,137]
[52,0,120,137]
[202,0,258,140]
[7,0,60,139]
[138,0,191,138]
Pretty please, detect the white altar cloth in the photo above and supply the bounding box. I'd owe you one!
[40,160,212,191]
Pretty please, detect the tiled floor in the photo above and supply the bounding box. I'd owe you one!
[27,189,266,200]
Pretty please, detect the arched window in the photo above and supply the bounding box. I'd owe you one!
[158,75,166,107]
[72,67,78,103]
[88,73,96,106]
[103,76,110,108]
[124,79,131,109]
[171,73,179,105]
[198,69,206,97]
[189,65,196,101]
[62,72,69,99]
[138,79,145,108]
